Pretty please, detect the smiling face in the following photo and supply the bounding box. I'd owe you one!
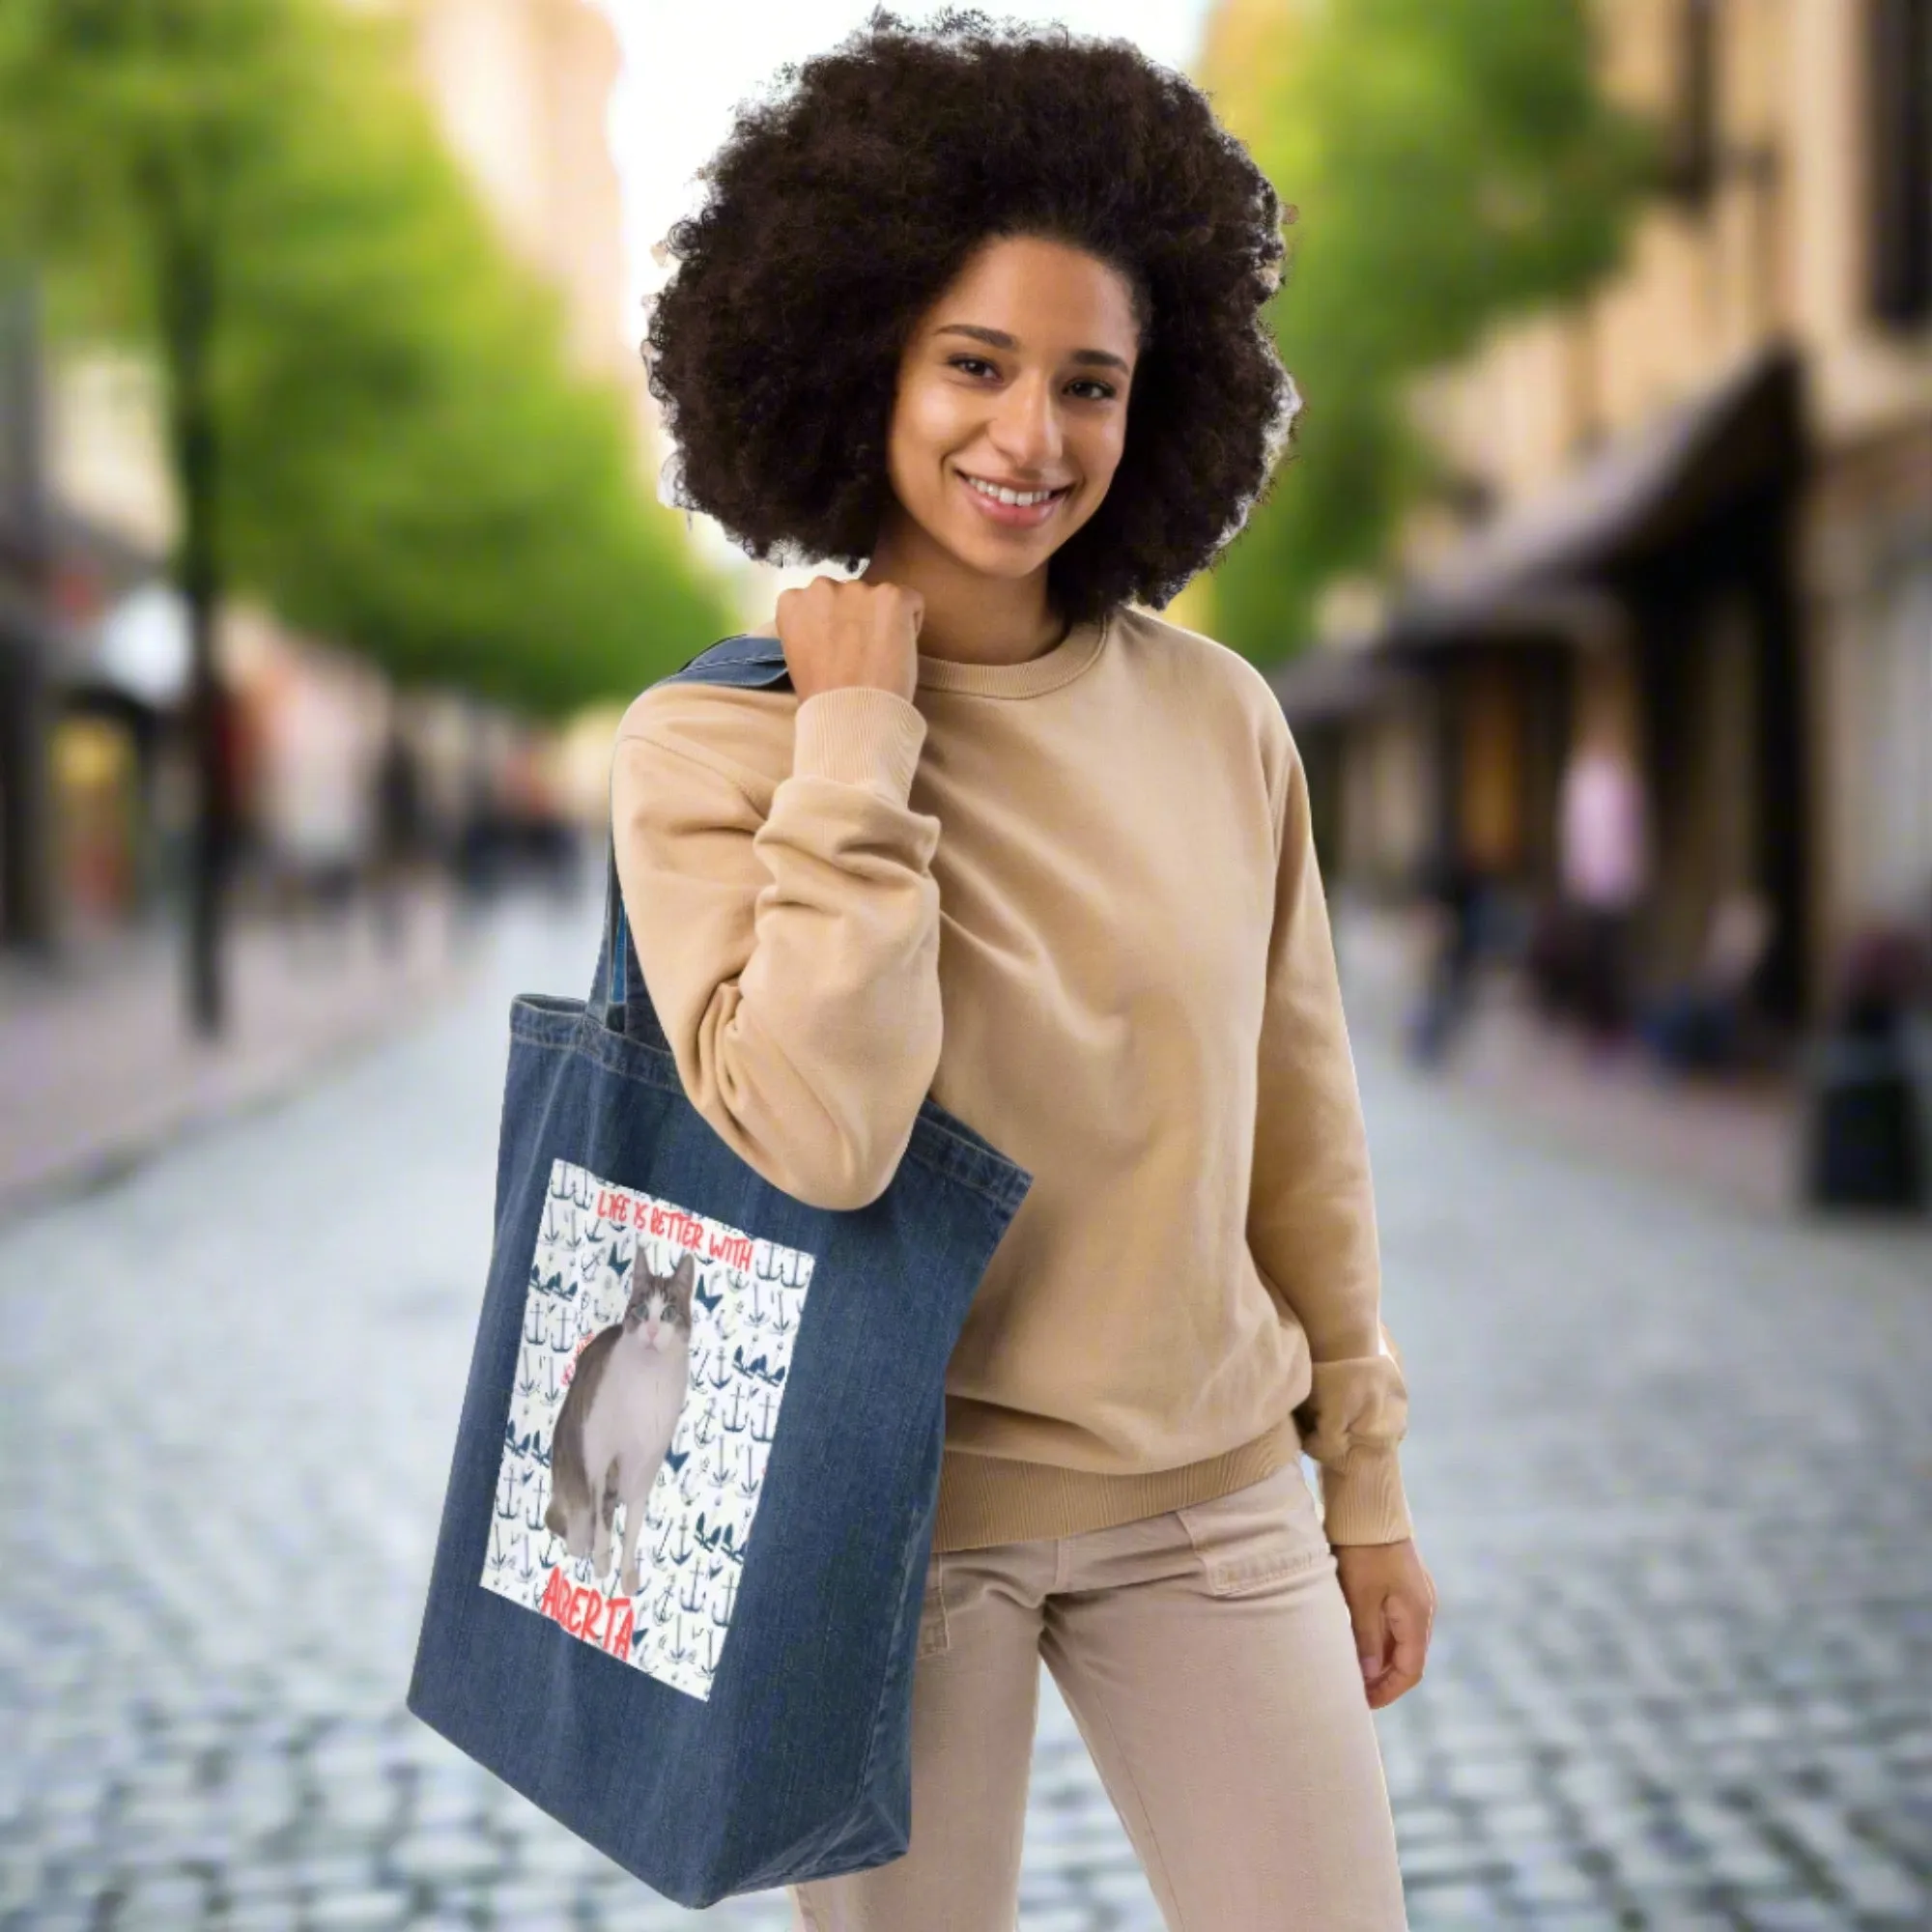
[871,232,1141,598]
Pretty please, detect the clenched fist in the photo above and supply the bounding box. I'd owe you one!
[774,577,923,705]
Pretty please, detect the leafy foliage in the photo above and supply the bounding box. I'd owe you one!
[1191,0,1655,662]
[0,0,734,715]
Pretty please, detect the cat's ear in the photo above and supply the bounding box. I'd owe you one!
[673,1250,698,1293]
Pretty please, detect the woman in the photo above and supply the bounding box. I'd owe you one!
[620,11,1434,1927]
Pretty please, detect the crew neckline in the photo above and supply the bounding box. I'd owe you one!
[913,606,1112,698]
[738,605,1113,699]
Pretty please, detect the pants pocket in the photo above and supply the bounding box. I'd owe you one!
[1173,1457,1331,1597]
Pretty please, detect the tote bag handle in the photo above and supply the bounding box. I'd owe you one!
[588,632,793,1041]
[587,845,641,1036]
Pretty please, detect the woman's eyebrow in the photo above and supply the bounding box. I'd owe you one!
[934,322,1130,373]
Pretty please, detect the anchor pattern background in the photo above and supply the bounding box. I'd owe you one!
[479,1157,814,1701]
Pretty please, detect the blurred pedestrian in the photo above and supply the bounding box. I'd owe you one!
[614,17,1431,1927]
[1407,845,1485,1067]
[1640,890,1773,1075]
[263,674,369,953]
[1558,730,1648,1048]
[454,755,499,916]
[370,718,422,957]
[1804,922,1931,1209]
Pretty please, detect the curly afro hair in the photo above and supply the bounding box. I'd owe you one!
[640,7,1300,627]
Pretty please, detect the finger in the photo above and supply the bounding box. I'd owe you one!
[1365,1662,1420,1710]
[1384,1592,1429,1686]
[1347,1591,1390,1684]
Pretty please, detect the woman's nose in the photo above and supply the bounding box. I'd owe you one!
[990,375,1064,461]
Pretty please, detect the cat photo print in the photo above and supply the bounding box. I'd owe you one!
[480,1156,813,1702]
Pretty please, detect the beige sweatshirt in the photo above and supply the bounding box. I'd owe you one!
[611,603,1412,1552]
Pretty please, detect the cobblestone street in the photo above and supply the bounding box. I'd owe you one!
[3,891,1928,1931]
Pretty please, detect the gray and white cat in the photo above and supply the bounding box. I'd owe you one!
[545,1248,696,1597]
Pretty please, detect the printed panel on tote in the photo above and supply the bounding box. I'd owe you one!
[481,1158,813,1701]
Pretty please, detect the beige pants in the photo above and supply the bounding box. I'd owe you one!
[789,1458,1410,1931]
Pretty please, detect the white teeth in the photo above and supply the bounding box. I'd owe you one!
[965,475,1060,507]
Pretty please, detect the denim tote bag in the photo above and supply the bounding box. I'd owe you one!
[408,635,1033,1907]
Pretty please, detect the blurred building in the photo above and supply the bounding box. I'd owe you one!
[0,280,55,952]
[3,0,634,955]
[1281,0,1932,1035]
[1,283,199,951]
[371,0,668,837]
[52,0,642,554]
[356,0,654,460]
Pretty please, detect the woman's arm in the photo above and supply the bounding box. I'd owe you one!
[611,684,943,1211]
[1248,724,1414,1547]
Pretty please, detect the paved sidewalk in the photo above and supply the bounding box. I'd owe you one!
[4,891,1928,1930]
[0,885,467,1223]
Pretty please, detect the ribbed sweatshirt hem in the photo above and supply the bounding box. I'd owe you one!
[930,1410,1306,1551]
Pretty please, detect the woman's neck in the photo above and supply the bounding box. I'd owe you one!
[903,595,1069,668]
[858,526,1065,668]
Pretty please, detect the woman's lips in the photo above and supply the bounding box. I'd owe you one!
[956,470,1070,528]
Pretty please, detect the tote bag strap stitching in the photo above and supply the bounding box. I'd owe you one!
[848,1473,946,1831]
[906,1137,1034,1211]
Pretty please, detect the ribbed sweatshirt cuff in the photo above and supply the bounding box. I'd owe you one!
[1317,1443,1414,1546]
[791,688,927,801]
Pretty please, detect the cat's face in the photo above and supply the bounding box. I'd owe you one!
[622,1248,696,1348]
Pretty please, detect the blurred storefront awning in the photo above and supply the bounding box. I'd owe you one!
[1266,645,1415,726]
[83,582,191,710]
[2,500,159,668]
[1378,343,1806,658]
[13,508,182,711]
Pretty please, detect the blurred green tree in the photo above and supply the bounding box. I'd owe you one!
[1191,0,1655,663]
[0,0,733,1034]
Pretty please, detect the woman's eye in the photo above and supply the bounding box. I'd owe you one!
[947,356,1116,401]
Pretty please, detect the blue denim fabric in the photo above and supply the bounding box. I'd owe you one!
[408,637,1033,1908]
